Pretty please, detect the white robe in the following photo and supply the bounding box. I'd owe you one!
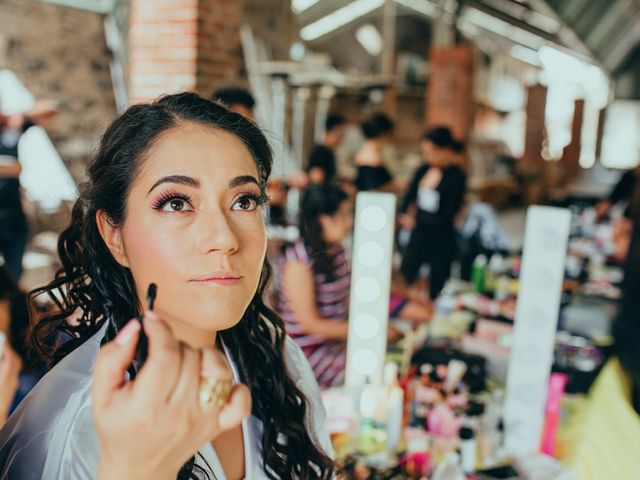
[0,322,334,479]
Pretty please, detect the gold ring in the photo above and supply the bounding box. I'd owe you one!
[199,377,234,408]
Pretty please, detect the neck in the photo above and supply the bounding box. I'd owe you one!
[159,310,218,350]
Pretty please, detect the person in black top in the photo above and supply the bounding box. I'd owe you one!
[354,113,394,191]
[306,114,345,186]
[0,113,34,281]
[399,126,467,300]
[595,165,640,221]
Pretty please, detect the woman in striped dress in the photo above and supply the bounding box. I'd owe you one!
[279,186,352,388]
[279,185,413,388]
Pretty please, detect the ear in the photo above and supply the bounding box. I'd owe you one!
[96,210,130,268]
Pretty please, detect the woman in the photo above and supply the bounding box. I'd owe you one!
[0,100,56,281]
[353,113,394,192]
[0,113,34,281]
[0,265,45,415]
[279,185,427,389]
[0,93,335,479]
[0,336,21,426]
[560,219,640,478]
[399,127,466,301]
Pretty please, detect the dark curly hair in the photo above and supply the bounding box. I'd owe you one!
[28,92,336,480]
[298,185,349,281]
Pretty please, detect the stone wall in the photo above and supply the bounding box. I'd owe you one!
[0,0,117,179]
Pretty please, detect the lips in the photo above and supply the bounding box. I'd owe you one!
[190,271,243,286]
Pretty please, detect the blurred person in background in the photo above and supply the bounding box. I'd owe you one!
[0,338,21,426]
[279,185,428,388]
[0,112,34,281]
[561,218,640,478]
[0,265,44,415]
[398,126,467,301]
[595,164,640,221]
[306,114,345,186]
[353,112,395,192]
[211,87,256,121]
[594,165,640,264]
[0,99,57,281]
[450,138,467,171]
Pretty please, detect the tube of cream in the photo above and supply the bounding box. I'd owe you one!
[540,372,568,457]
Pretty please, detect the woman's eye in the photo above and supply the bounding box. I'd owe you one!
[160,198,193,212]
[232,195,258,211]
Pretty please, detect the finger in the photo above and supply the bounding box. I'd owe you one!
[134,311,182,402]
[216,384,252,433]
[93,319,140,410]
[168,345,200,406]
[197,347,235,414]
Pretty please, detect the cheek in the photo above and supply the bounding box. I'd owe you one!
[238,218,267,274]
[121,217,190,287]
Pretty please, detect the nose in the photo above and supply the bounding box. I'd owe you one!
[195,206,239,255]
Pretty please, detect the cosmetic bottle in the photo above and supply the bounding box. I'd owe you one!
[459,426,476,473]
[384,363,404,451]
[358,382,387,454]
[472,255,487,293]
[431,452,465,480]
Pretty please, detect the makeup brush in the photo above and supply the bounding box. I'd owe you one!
[134,283,157,368]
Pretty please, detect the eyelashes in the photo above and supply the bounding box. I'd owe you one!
[151,191,193,211]
[252,191,269,206]
[151,190,268,212]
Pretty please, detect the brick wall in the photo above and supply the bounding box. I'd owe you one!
[128,0,246,103]
[128,0,200,103]
[521,84,547,172]
[561,99,584,173]
[196,0,243,96]
[129,0,293,103]
[425,44,474,141]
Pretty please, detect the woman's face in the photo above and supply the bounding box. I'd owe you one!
[319,199,353,244]
[421,140,449,167]
[100,122,267,342]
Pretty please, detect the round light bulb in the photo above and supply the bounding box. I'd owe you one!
[355,277,381,302]
[358,241,384,268]
[360,205,386,232]
[353,313,380,340]
[352,349,378,375]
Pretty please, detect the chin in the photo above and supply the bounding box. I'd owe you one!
[200,300,250,328]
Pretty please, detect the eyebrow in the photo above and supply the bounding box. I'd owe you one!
[147,175,200,195]
[229,175,260,189]
[147,174,261,195]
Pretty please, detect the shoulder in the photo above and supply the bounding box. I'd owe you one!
[282,239,313,267]
[282,337,335,458]
[0,326,105,479]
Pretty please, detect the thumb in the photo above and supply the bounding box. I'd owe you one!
[92,319,140,410]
